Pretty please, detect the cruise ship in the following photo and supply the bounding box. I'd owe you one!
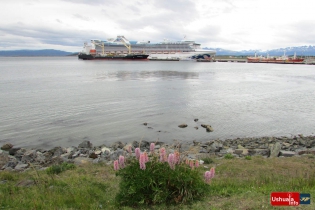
[80,35,216,61]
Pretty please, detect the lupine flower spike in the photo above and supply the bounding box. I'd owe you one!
[143,151,149,163]
[150,143,155,154]
[114,160,120,171]
[139,153,146,170]
[119,155,125,168]
[185,159,189,165]
[135,148,141,159]
[204,167,215,184]
[189,160,194,169]
[168,153,175,170]
[174,151,180,164]
[195,160,199,168]
[159,147,166,162]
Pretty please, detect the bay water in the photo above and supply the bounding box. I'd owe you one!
[1,57,314,149]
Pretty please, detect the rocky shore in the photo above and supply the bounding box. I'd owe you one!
[1,134,315,172]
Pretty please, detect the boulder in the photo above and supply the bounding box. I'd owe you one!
[178,124,188,128]
[14,163,29,171]
[78,141,93,149]
[1,143,13,151]
[270,142,281,157]
[279,150,296,157]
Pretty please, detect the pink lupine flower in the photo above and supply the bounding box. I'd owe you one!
[119,155,125,168]
[168,153,175,170]
[143,151,149,163]
[159,147,166,162]
[114,160,120,171]
[174,151,180,164]
[189,160,194,169]
[135,147,141,159]
[185,159,189,165]
[209,167,215,179]
[204,171,211,183]
[204,167,215,184]
[127,145,132,154]
[139,153,146,170]
[195,160,200,168]
[150,143,155,154]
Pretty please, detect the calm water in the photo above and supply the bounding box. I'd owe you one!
[1,57,314,149]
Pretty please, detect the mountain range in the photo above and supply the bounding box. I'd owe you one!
[204,45,315,56]
[0,46,315,56]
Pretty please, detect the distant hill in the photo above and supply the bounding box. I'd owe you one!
[0,49,76,57]
[204,46,315,56]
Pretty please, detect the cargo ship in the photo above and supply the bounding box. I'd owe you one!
[247,52,304,64]
[79,35,216,61]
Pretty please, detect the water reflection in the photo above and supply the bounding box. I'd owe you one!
[96,71,199,81]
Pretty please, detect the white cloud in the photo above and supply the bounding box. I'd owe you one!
[0,0,314,52]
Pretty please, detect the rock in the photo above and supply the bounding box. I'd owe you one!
[89,152,98,159]
[50,147,66,157]
[206,125,214,132]
[178,124,188,128]
[194,126,198,130]
[14,163,29,170]
[201,124,214,132]
[21,150,37,163]
[270,142,281,157]
[1,143,13,151]
[94,150,102,155]
[143,122,148,126]
[101,146,111,153]
[111,141,125,150]
[194,119,198,122]
[297,150,315,155]
[2,160,18,170]
[237,145,245,149]
[73,157,92,165]
[123,143,133,152]
[66,146,77,153]
[279,150,296,157]
[9,147,21,156]
[78,141,93,149]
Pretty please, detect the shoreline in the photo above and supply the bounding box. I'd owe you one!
[1,134,315,171]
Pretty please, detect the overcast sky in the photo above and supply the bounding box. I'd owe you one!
[1,0,314,52]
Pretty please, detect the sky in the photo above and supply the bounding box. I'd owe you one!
[1,0,314,52]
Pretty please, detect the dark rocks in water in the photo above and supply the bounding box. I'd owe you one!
[147,127,153,129]
[78,141,93,149]
[194,119,198,122]
[143,122,148,126]
[178,124,188,128]
[1,143,13,151]
[194,126,198,130]
[201,124,214,132]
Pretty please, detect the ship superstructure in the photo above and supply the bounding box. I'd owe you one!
[80,35,216,61]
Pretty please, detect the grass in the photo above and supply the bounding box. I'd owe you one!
[0,155,315,209]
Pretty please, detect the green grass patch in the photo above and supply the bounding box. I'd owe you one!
[0,156,314,209]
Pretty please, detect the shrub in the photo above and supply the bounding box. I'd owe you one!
[114,147,214,207]
[245,156,252,160]
[202,157,214,164]
[46,162,76,175]
[224,153,234,159]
